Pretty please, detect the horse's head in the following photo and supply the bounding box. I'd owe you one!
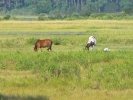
[34,46,37,52]
[85,43,90,50]
[85,44,88,48]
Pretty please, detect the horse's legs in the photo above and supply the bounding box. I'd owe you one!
[87,44,90,50]
[47,47,50,51]
[49,46,52,50]
[47,48,52,51]
[91,45,95,50]
[47,46,52,51]
[40,48,43,52]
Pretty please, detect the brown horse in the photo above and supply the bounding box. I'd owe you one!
[34,39,52,52]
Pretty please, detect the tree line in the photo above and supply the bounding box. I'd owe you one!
[0,0,133,16]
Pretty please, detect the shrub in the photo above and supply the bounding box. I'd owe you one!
[52,37,66,45]
[52,38,61,45]
[38,13,49,21]
[26,38,38,45]
[3,15,11,20]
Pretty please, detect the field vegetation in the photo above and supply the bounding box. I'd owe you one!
[0,20,133,100]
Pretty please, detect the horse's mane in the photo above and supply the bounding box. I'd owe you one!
[35,39,40,43]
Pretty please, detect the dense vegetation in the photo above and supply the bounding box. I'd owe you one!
[0,0,133,17]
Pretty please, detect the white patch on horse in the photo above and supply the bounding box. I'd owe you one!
[87,36,97,50]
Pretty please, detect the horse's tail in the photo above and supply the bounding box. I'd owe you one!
[49,40,53,50]
[51,40,53,45]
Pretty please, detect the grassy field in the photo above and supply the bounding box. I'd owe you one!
[0,20,133,100]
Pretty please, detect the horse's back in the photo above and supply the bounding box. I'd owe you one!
[37,39,52,45]
[42,39,52,46]
[37,39,52,48]
[88,36,96,46]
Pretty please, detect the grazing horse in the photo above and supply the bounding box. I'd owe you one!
[34,39,52,52]
[85,36,96,50]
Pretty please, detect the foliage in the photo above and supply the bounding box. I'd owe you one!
[0,0,133,16]
[1,50,133,90]
[3,15,11,20]
[89,13,133,20]
[26,37,38,45]
[52,37,62,45]
[35,1,52,14]
[124,6,133,15]
[104,2,120,13]
[38,13,49,21]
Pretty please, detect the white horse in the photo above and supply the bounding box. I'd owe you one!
[86,36,97,50]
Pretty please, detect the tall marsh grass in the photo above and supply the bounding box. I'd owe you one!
[1,50,133,90]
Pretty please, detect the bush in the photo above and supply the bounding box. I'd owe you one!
[38,13,49,21]
[3,15,11,20]
[10,16,18,20]
[52,37,64,45]
[26,38,38,45]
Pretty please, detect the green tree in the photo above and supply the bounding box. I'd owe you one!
[124,6,133,15]
[0,0,133,16]
[104,2,120,13]
[35,0,52,14]
[119,0,133,9]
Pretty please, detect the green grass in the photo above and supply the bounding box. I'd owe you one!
[0,20,133,100]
